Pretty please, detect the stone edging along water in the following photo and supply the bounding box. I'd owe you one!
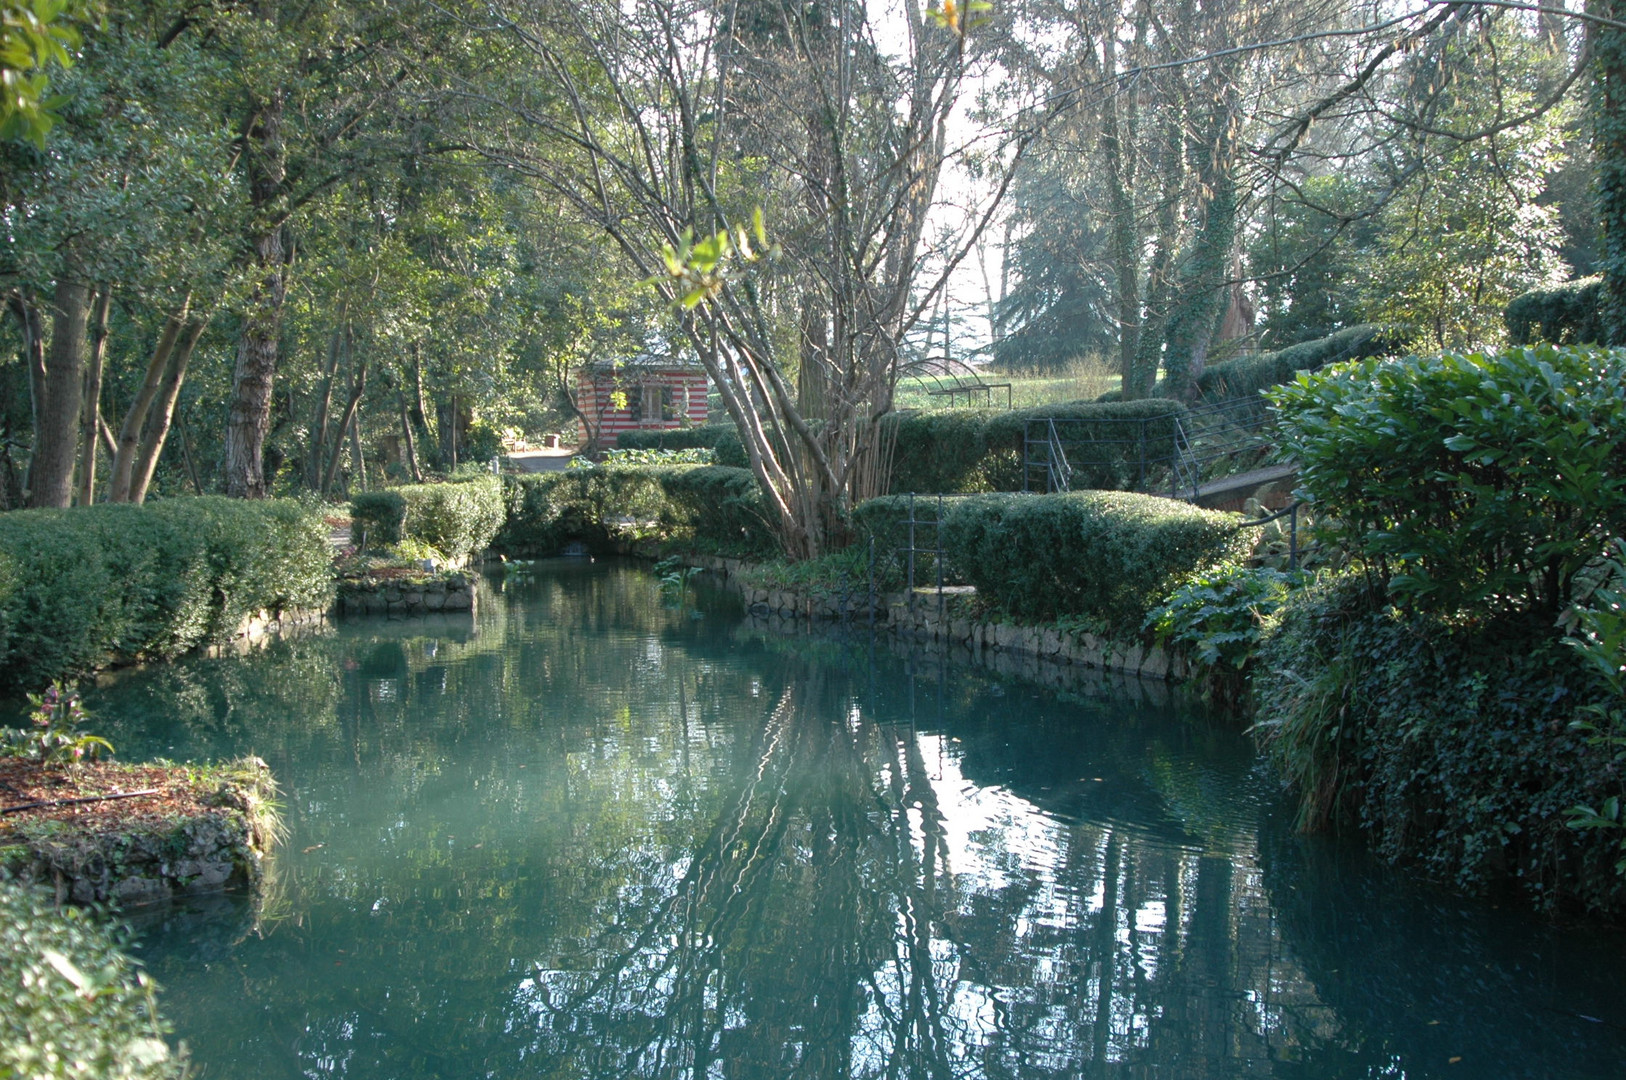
[335,571,478,617]
[677,554,1192,683]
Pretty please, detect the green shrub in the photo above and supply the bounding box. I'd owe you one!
[1146,564,1297,703]
[885,398,1189,494]
[1254,575,1626,913]
[0,498,333,688]
[350,476,504,564]
[615,424,736,452]
[0,881,185,1078]
[1269,343,1626,617]
[1193,324,1396,404]
[1505,277,1604,345]
[495,465,775,559]
[937,491,1250,634]
[851,494,961,588]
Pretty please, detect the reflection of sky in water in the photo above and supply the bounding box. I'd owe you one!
[66,561,1626,1080]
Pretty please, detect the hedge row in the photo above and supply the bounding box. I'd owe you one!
[350,476,504,564]
[0,498,333,688]
[885,398,1190,495]
[615,424,738,453]
[1504,277,1604,346]
[1192,323,1396,404]
[494,465,776,559]
[854,490,1246,634]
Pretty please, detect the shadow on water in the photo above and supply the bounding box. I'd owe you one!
[36,560,1626,1080]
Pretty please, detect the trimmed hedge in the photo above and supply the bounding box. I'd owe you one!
[0,881,185,1078]
[0,498,332,689]
[1504,277,1604,345]
[1192,323,1395,404]
[350,476,504,564]
[615,424,737,453]
[885,398,1190,494]
[936,491,1249,633]
[494,465,776,559]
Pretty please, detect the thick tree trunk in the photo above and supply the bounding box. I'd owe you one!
[110,305,190,503]
[77,289,112,506]
[224,90,288,499]
[129,319,205,504]
[29,278,91,508]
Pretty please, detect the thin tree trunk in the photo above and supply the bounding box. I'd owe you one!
[224,89,288,498]
[307,325,344,490]
[321,355,368,495]
[176,414,205,495]
[110,303,191,503]
[99,416,117,459]
[29,278,91,508]
[6,291,45,496]
[400,396,422,483]
[129,318,206,504]
[77,289,113,506]
[349,409,367,493]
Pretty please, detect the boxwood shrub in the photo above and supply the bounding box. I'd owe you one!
[350,476,504,564]
[615,424,737,452]
[0,881,184,1078]
[936,491,1249,633]
[0,498,332,691]
[494,465,775,559]
[1192,323,1396,405]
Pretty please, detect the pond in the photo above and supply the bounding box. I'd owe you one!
[63,560,1626,1079]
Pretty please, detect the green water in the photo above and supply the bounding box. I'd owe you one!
[64,561,1626,1079]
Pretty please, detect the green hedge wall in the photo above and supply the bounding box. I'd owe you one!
[1193,323,1395,404]
[0,498,333,688]
[885,398,1190,494]
[615,424,737,453]
[937,491,1250,633]
[495,465,776,559]
[0,881,185,1078]
[350,476,504,564]
[1504,277,1604,345]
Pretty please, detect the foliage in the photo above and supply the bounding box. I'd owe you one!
[0,881,183,1078]
[937,491,1250,635]
[614,424,736,453]
[1254,575,1626,913]
[350,476,504,565]
[1269,344,1626,617]
[0,498,333,687]
[1146,565,1296,701]
[1192,324,1397,405]
[737,544,896,597]
[1504,277,1605,345]
[886,398,1189,495]
[495,465,775,560]
[0,0,101,145]
[1247,177,1380,347]
[570,447,714,467]
[1561,539,1626,876]
[2,682,112,766]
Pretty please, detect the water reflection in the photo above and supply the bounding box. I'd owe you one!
[50,561,1626,1079]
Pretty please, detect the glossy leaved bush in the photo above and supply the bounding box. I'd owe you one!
[0,882,183,1079]
[1269,344,1626,617]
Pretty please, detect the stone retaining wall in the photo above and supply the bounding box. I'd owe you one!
[681,554,1189,682]
[336,572,477,617]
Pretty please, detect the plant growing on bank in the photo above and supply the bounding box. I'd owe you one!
[1147,565,1298,705]
[3,682,112,766]
[1563,539,1626,876]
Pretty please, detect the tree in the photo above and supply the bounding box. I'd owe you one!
[480,0,1023,556]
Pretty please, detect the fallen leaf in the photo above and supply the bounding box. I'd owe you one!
[302,844,325,854]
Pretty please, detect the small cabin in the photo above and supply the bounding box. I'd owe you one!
[576,359,709,448]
